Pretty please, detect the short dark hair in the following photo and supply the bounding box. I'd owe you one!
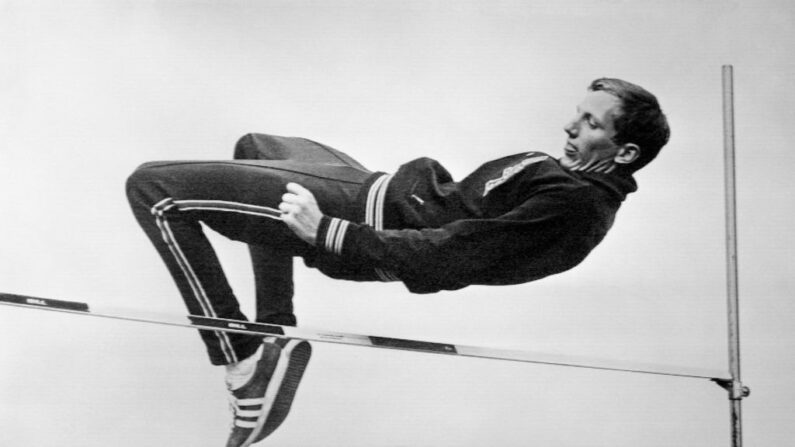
[589,78,670,172]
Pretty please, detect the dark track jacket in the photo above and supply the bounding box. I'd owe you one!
[307,152,637,294]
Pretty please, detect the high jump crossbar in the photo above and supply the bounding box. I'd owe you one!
[0,66,748,445]
[0,292,728,381]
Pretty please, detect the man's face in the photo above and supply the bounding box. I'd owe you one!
[560,90,624,172]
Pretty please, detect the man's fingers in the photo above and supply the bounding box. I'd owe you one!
[278,183,322,245]
[280,182,320,217]
[282,183,316,206]
[286,182,310,195]
[281,192,299,205]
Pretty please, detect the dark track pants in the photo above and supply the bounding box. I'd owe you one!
[126,134,372,365]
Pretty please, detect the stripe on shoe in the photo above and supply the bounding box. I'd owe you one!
[235,420,259,429]
[231,397,266,430]
[235,397,266,406]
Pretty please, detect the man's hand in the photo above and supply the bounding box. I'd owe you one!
[279,183,323,245]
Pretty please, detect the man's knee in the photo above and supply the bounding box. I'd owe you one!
[233,133,259,160]
[125,162,170,207]
[235,133,281,160]
[234,133,297,161]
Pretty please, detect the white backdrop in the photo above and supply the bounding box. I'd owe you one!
[1,1,793,445]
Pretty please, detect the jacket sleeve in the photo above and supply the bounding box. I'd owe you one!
[316,189,597,293]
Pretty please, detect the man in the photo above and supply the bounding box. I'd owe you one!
[126,78,669,446]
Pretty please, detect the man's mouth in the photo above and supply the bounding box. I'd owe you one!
[564,143,578,156]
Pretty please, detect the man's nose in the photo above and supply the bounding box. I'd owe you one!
[564,118,578,137]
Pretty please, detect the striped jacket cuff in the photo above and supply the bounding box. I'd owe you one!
[318,216,350,256]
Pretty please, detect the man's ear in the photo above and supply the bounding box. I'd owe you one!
[614,143,640,165]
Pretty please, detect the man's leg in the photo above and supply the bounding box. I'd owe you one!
[232,133,372,326]
[248,246,296,326]
[126,157,370,445]
[126,164,264,365]
[126,158,368,362]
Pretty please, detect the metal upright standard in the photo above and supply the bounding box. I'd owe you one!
[714,64,750,447]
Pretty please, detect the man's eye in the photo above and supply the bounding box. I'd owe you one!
[582,113,598,129]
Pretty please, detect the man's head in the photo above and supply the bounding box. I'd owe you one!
[560,78,670,174]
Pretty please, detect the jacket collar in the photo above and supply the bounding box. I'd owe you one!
[577,170,637,202]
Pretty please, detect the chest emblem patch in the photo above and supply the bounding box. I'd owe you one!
[483,154,548,196]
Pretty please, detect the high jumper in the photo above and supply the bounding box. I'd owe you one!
[123,77,671,446]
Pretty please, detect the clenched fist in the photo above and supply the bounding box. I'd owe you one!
[279,182,323,245]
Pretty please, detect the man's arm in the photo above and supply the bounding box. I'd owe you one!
[280,182,599,293]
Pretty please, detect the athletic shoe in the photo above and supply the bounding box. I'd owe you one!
[226,337,312,447]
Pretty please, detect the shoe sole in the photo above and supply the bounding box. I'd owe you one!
[242,339,311,446]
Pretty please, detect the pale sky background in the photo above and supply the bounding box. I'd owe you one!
[1,0,793,445]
